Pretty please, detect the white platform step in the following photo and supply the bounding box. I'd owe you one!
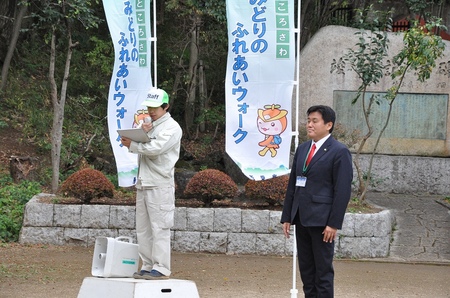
[77,277,200,298]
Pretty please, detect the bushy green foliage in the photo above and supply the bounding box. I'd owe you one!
[1,27,114,180]
[0,176,42,242]
[59,168,114,203]
[105,173,119,188]
[244,175,289,205]
[184,169,238,205]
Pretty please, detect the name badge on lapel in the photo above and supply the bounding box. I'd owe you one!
[296,176,307,187]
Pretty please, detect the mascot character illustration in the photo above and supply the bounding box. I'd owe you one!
[257,104,288,157]
[133,109,150,128]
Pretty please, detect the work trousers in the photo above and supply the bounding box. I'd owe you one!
[135,187,175,276]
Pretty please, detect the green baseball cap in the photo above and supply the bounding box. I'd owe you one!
[141,88,169,107]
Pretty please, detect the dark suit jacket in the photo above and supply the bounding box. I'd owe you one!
[281,136,353,229]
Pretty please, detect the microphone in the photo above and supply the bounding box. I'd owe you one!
[137,116,151,129]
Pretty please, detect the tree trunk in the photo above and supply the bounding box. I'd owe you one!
[358,68,409,201]
[1,2,27,92]
[0,0,16,56]
[171,67,182,105]
[49,30,60,193]
[49,27,77,193]
[198,60,206,133]
[185,15,200,136]
[355,90,375,200]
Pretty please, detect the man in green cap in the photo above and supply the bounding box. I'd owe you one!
[120,88,182,280]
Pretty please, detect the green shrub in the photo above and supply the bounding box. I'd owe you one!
[59,168,114,203]
[244,175,289,205]
[184,169,238,205]
[0,179,42,242]
[105,173,119,188]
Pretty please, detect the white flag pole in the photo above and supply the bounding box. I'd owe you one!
[291,1,301,297]
[290,226,298,298]
[152,0,157,87]
[294,0,301,148]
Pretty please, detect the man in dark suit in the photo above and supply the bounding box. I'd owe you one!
[281,105,353,298]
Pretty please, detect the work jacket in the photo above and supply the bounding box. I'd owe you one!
[129,112,182,188]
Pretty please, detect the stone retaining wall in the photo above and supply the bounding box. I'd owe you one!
[19,194,395,258]
[355,155,450,195]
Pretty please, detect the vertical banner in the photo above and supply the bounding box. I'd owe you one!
[225,0,295,180]
[103,0,152,186]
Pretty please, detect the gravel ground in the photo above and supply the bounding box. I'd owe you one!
[1,243,449,297]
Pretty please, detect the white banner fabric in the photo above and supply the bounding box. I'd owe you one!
[225,0,295,180]
[104,0,152,187]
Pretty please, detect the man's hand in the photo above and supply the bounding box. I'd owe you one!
[282,222,291,239]
[322,226,337,243]
[142,122,153,132]
[120,136,131,148]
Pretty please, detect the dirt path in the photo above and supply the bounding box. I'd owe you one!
[1,243,449,297]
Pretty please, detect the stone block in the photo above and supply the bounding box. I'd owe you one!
[227,233,256,254]
[23,200,54,227]
[19,227,65,245]
[213,208,242,232]
[186,208,214,232]
[337,237,372,258]
[256,234,286,255]
[354,214,377,237]
[242,210,270,233]
[372,210,393,237]
[340,213,355,237]
[87,229,118,246]
[81,205,110,228]
[174,207,187,231]
[268,211,283,234]
[284,236,295,255]
[370,235,390,257]
[199,232,228,253]
[54,204,82,228]
[117,229,137,244]
[173,231,200,252]
[29,193,54,203]
[64,228,89,246]
[110,206,135,229]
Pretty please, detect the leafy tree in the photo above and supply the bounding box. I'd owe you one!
[162,0,227,138]
[30,0,102,193]
[331,7,446,202]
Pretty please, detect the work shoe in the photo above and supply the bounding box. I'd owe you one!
[132,270,151,279]
[141,269,169,280]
